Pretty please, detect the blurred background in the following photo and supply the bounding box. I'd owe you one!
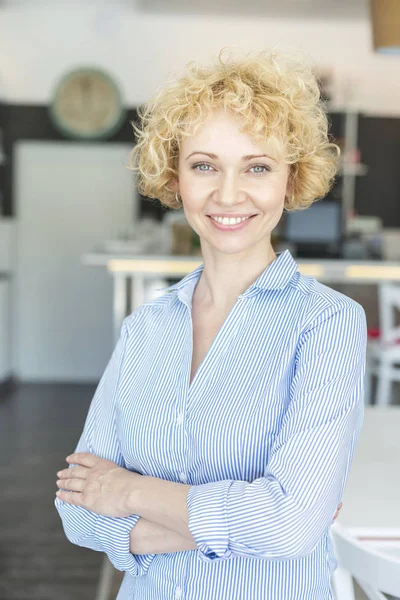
[0,1,400,599]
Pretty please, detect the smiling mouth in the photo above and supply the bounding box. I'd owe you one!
[208,215,257,225]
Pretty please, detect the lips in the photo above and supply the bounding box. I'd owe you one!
[207,214,257,231]
[208,214,256,218]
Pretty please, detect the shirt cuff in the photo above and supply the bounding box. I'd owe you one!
[187,480,233,563]
[94,513,155,577]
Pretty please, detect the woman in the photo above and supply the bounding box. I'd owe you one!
[55,48,366,599]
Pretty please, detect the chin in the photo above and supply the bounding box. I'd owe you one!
[206,241,255,256]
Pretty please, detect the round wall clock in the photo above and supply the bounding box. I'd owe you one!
[49,67,125,140]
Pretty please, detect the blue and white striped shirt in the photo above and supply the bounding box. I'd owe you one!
[55,249,367,600]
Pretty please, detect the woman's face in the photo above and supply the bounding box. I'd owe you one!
[174,107,291,258]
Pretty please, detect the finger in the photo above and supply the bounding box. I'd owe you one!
[56,478,85,493]
[56,489,84,506]
[57,466,88,480]
[66,452,97,467]
[338,502,343,510]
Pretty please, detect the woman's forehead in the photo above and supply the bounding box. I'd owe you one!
[179,107,286,158]
[180,132,285,164]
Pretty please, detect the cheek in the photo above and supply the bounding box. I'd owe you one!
[179,181,205,215]
[182,196,204,220]
[180,198,203,236]
[180,175,205,197]
[255,185,286,210]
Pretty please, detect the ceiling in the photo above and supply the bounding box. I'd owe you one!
[0,0,370,19]
[137,0,369,19]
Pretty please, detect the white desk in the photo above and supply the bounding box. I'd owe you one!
[82,252,400,343]
[338,406,400,546]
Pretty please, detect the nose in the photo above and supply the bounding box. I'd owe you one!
[216,172,245,207]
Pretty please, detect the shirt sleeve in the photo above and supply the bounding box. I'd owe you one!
[54,316,155,577]
[186,302,367,563]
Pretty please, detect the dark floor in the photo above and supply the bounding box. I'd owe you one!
[0,381,399,600]
[0,383,124,600]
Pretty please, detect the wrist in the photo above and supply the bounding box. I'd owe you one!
[128,474,192,540]
[127,473,146,515]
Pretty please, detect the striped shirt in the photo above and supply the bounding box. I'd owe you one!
[55,248,367,600]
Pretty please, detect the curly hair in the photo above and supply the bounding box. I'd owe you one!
[128,47,340,211]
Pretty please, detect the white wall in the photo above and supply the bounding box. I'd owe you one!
[1,0,400,115]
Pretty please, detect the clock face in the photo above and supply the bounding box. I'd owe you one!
[50,68,125,139]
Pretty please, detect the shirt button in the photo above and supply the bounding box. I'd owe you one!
[179,472,187,483]
[176,412,184,425]
[175,586,183,599]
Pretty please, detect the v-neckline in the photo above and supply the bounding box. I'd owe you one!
[188,296,243,393]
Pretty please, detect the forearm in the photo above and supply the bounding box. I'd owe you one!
[132,475,195,540]
[130,517,198,555]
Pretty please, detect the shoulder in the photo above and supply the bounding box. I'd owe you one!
[270,269,366,336]
[122,290,179,337]
[284,271,367,334]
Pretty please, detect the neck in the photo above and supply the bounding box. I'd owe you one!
[194,244,277,310]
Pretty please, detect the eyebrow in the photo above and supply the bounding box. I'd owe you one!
[185,151,277,162]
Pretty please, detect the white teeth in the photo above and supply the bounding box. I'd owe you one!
[211,215,250,225]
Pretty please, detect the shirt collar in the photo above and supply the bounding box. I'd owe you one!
[160,249,299,299]
[246,249,299,293]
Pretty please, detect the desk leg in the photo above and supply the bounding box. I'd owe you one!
[113,274,128,344]
[130,274,146,311]
[95,555,115,600]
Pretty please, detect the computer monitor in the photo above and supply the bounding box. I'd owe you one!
[283,200,343,258]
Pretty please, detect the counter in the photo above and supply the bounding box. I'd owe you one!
[82,251,400,342]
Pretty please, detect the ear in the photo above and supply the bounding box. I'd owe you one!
[285,165,295,200]
[285,181,292,203]
[170,177,179,193]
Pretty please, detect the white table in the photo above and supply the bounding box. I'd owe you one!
[82,252,400,344]
[338,406,400,550]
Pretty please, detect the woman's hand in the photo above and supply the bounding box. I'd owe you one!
[333,502,343,521]
[56,453,344,524]
[56,452,140,518]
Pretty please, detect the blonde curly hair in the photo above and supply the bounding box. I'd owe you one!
[128,47,340,211]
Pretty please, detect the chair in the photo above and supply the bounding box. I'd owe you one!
[330,522,400,600]
[365,282,400,406]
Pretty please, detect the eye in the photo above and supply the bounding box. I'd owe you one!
[191,162,272,174]
[249,164,271,175]
[191,162,214,172]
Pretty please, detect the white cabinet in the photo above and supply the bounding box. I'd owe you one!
[0,218,14,382]
[0,278,11,382]
[14,141,135,382]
